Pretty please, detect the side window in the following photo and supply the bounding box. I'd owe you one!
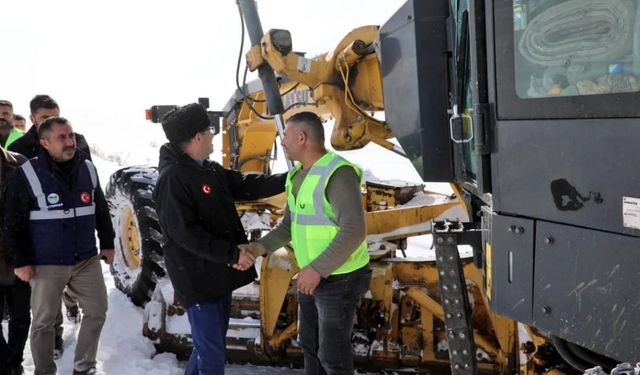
[453,0,477,180]
[514,0,640,99]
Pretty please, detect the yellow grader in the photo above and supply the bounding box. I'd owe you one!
[106,0,640,374]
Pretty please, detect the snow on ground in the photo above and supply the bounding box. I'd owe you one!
[4,147,463,374]
[2,156,305,375]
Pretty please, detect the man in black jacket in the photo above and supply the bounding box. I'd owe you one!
[8,95,87,358]
[9,95,92,161]
[4,117,114,375]
[153,103,285,375]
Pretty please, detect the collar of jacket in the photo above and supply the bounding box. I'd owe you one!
[159,142,214,171]
[36,147,85,182]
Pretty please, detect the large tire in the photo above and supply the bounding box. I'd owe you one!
[106,166,165,306]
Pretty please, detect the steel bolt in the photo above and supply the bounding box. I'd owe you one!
[542,305,552,314]
[544,237,554,245]
[447,237,455,244]
[436,237,444,244]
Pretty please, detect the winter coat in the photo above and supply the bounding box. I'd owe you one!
[153,143,286,308]
[3,149,114,268]
[8,124,93,161]
[0,149,27,285]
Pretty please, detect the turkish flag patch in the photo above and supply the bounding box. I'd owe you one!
[202,184,212,195]
[80,192,91,204]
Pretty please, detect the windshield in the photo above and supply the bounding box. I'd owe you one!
[513,0,640,99]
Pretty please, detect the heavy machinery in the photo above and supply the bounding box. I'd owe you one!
[106,0,640,374]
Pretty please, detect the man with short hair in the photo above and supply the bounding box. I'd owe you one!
[240,111,371,375]
[8,95,92,160]
[12,115,26,132]
[8,95,87,357]
[153,103,286,374]
[0,100,22,149]
[5,114,26,149]
[4,116,114,375]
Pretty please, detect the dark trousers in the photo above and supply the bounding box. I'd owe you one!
[185,294,232,375]
[297,265,371,375]
[0,280,31,374]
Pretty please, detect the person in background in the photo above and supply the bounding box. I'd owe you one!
[4,116,114,375]
[8,95,92,160]
[8,95,87,358]
[153,103,286,374]
[0,100,23,149]
[0,148,29,375]
[239,111,371,375]
[5,114,26,149]
[12,115,26,132]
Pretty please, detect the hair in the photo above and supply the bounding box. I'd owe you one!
[38,116,69,139]
[286,111,324,144]
[14,114,25,121]
[30,95,59,114]
[0,100,13,110]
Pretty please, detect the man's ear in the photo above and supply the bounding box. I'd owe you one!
[298,130,307,144]
[39,137,48,149]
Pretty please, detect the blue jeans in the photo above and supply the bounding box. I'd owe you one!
[185,294,231,375]
[297,265,371,375]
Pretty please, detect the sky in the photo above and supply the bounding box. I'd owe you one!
[0,0,408,166]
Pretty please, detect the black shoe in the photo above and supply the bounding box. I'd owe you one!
[54,335,64,359]
[72,368,97,375]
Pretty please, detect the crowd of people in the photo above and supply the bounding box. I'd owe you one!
[0,95,113,375]
[0,98,371,375]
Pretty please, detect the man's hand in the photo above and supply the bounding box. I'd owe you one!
[239,242,267,259]
[14,265,34,282]
[100,249,115,265]
[232,249,256,271]
[296,266,322,295]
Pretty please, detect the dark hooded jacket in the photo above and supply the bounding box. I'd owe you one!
[8,124,93,161]
[153,143,286,307]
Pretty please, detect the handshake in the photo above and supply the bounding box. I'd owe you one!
[231,242,267,271]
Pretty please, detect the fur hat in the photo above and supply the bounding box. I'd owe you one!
[161,103,210,144]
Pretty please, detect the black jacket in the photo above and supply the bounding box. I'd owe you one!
[8,124,93,161]
[3,149,114,268]
[0,149,26,285]
[153,143,286,307]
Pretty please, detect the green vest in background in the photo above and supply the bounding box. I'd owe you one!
[286,151,369,275]
[4,128,24,149]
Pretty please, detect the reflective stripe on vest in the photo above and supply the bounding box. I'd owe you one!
[287,152,369,275]
[290,155,344,226]
[21,159,97,221]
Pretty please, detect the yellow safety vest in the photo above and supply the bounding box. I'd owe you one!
[286,151,369,275]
